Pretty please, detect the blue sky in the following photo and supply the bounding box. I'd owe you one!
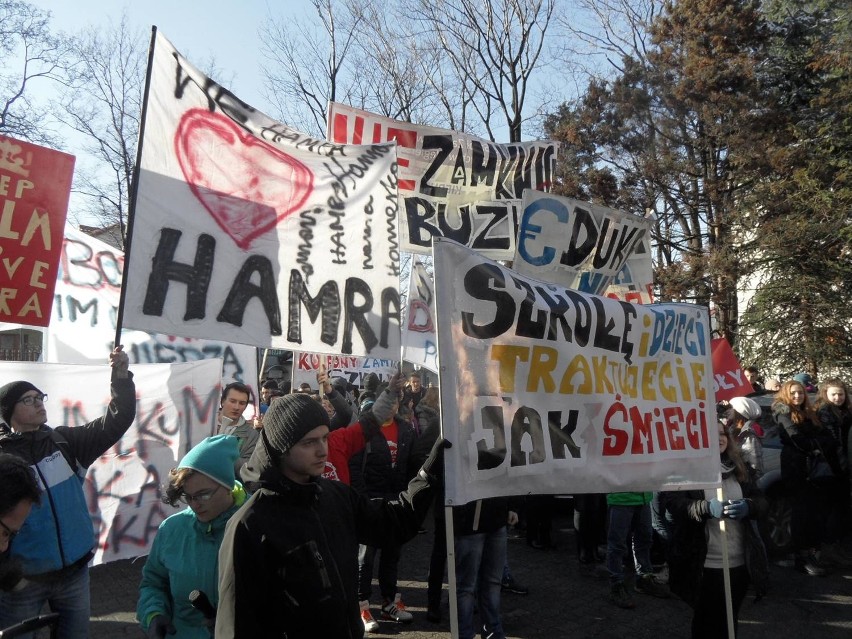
[25,0,312,223]
[30,0,296,112]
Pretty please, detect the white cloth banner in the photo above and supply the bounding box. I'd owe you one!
[124,31,401,358]
[290,352,398,391]
[0,359,222,564]
[433,239,718,506]
[401,258,438,373]
[48,225,258,386]
[514,191,652,294]
[328,102,557,259]
[603,226,655,304]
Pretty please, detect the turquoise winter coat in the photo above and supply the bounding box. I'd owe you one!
[137,485,246,638]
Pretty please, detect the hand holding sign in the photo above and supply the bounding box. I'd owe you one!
[316,364,332,396]
[109,345,130,379]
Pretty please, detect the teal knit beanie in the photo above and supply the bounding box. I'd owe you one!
[178,435,239,489]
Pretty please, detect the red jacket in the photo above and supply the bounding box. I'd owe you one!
[323,422,367,484]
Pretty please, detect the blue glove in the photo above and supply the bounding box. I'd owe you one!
[707,498,724,519]
[724,499,750,520]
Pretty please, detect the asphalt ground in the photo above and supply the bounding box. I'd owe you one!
[17,512,850,638]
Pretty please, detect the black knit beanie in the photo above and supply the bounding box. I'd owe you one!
[263,393,330,455]
[363,373,379,392]
[0,381,41,425]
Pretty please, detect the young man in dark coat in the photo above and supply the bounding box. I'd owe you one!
[349,391,416,629]
[0,346,135,637]
[215,375,447,639]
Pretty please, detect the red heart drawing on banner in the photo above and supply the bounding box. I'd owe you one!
[174,108,314,249]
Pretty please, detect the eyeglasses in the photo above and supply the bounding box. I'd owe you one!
[179,486,222,505]
[17,393,47,406]
[0,518,19,543]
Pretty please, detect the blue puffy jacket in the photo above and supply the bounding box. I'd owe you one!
[0,374,136,577]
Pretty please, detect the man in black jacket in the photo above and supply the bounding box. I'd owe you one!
[215,376,447,639]
[0,346,135,638]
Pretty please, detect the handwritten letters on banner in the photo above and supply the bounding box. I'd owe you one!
[290,352,398,390]
[0,135,75,326]
[401,258,438,373]
[514,191,653,295]
[328,102,557,259]
[0,359,222,565]
[123,31,401,358]
[433,239,718,506]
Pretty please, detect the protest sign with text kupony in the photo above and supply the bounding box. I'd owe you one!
[433,239,719,506]
[514,191,653,295]
[401,257,438,373]
[290,352,398,390]
[0,359,222,565]
[710,337,754,402]
[123,31,401,358]
[0,135,74,326]
[328,102,557,259]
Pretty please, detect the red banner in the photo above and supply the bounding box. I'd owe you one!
[710,337,754,402]
[0,135,74,326]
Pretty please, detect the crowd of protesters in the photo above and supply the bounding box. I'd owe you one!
[0,353,849,639]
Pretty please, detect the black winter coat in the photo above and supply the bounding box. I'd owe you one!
[411,403,440,470]
[349,417,415,498]
[773,403,842,486]
[661,466,769,607]
[215,432,435,639]
[817,403,851,464]
[327,388,355,431]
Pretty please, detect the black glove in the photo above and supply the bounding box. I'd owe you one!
[147,615,176,639]
[418,437,452,483]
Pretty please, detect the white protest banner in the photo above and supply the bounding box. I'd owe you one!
[48,225,258,385]
[433,238,718,506]
[401,258,438,373]
[604,226,655,304]
[0,359,222,564]
[328,102,557,259]
[123,31,401,358]
[290,351,398,390]
[514,191,652,294]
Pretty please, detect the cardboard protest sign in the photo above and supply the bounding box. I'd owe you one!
[401,257,438,373]
[328,102,557,259]
[47,225,257,385]
[123,31,401,358]
[604,225,655,304]
[0,135,75,326]
[514,191,652,294]
[290,351,398,390]
[0,359,222,564]
[710,337,754,401]
[433,239,718,505]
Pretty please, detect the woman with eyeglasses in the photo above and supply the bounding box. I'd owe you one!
[137,435,247,638]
